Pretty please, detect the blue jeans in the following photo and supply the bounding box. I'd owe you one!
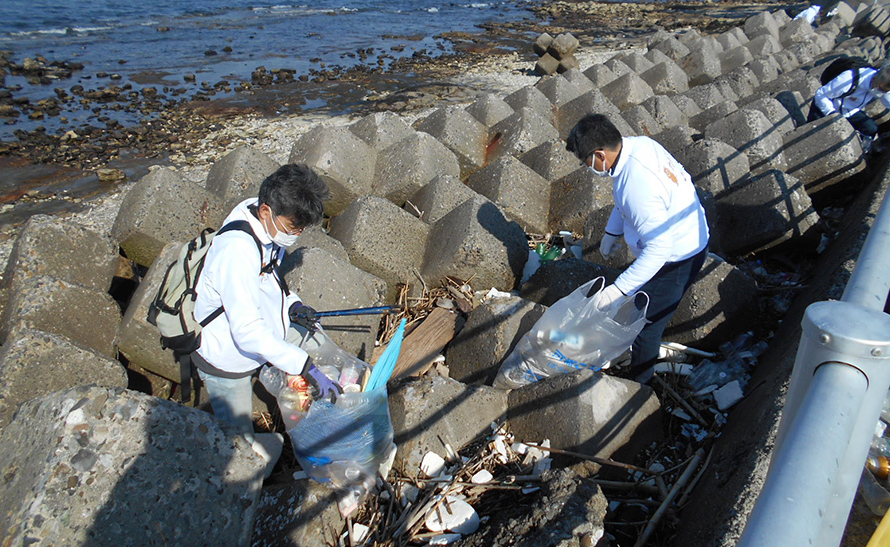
[808,102,879,137]
[627,245,709,380]
[198,369,255,438]
[197,325,322,437]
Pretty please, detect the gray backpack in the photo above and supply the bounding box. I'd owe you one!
[147,220,264,402]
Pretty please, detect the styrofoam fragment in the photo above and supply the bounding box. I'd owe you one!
[421,451,446,478]
[471,469,494,484]
[653,362,694,375]
[671,408,692,421]
[714,380,744,410]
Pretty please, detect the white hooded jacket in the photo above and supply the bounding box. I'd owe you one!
[195,198,309,375]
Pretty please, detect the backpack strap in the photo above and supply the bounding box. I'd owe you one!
[838,68,862,100]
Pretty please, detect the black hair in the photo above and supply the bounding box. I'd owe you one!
[565,113,623,161]
[258,164,329,228]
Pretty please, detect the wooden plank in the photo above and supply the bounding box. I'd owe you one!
[389,308,459,381]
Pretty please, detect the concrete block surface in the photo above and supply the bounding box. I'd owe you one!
[205,146,280,212]
[348,111,415,150]
[4,214,117,293]
[780,17,817,47]
[504,86,555,121]
[328,195,429,301]
[689,100,739,132]
[640,95,688,130]
[714,169,819,255]
[720,45,755,74]
[744,10,781,41]
[421,196,528,293]
[670,94,704,118]
[389,376,508,475]
[675,138,750,200]
[447,295,546,385]
[288,125,377,216]
[683,83,727,110]
[285,224,349,263]
[489,106,560,161]
[680,48,723,86]
[535,74,587,107]
[508,369,661,464]
[600,72,655,111]
[557,89,628,140]
[2,276,120,358]
[521,258,620,307]
[465,93,515,128]
[415,106,487,178]
[652,125,697,158]
[253,481,344,547]
[0,385,264,546]
[666,254,759,350]
[743,96,796,136]
[621,104,662,136]
[520,139,582,182]
[406,174,484,225]
[617,51,655,72]
[0,328,127,428]
[745,34,783,58]
[583,64,618,88]
[782,113,866,194]
[704,108,787,172]
[653,37,691,61]
[111,167,226,267]
[549,167,613,235]
[372,131,461,205]
[640,61,690,95]
[467,155,551,234]
[118,241,188,381]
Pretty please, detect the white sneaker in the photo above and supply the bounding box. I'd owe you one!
[251,432,284,479]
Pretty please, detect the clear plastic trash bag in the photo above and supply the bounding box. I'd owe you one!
[493,277,649,390]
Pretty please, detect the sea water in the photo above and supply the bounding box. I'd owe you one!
[0,0,534,140]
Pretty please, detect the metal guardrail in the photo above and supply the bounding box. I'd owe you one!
[738,190,890,546]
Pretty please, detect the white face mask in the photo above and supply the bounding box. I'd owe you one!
[588,153,610,177]
[263,213,299,247]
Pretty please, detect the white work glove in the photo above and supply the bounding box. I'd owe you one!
[596,284,626,311]
[599,233,622,259]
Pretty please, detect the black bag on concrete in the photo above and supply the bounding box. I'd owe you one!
[820,56,875,98]
[147,220,264,402]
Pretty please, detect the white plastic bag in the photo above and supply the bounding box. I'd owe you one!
[493,277,649,389]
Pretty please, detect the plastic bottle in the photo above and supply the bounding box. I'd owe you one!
[860,469,890,516]
[259,365,288,397]
[277,386,308,430]
[545,330,584,352]
[339,361,362,389]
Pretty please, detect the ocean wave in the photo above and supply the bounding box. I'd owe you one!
[427,7,439,13]
[463,3,492,7]
[10,25,113,37]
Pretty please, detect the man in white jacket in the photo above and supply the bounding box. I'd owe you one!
[809,61,890,151]
[566,114,710,381]
[193,164,340,473]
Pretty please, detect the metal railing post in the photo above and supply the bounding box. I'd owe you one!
[739,301,890,547]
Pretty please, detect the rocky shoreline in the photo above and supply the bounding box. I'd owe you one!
[0,1,789,176]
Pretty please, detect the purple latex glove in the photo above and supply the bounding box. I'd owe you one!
[303,361,343,403]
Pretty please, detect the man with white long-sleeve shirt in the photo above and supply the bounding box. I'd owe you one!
[809,61,890,151]
[193,164,340,474]
[566,113,710,381]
